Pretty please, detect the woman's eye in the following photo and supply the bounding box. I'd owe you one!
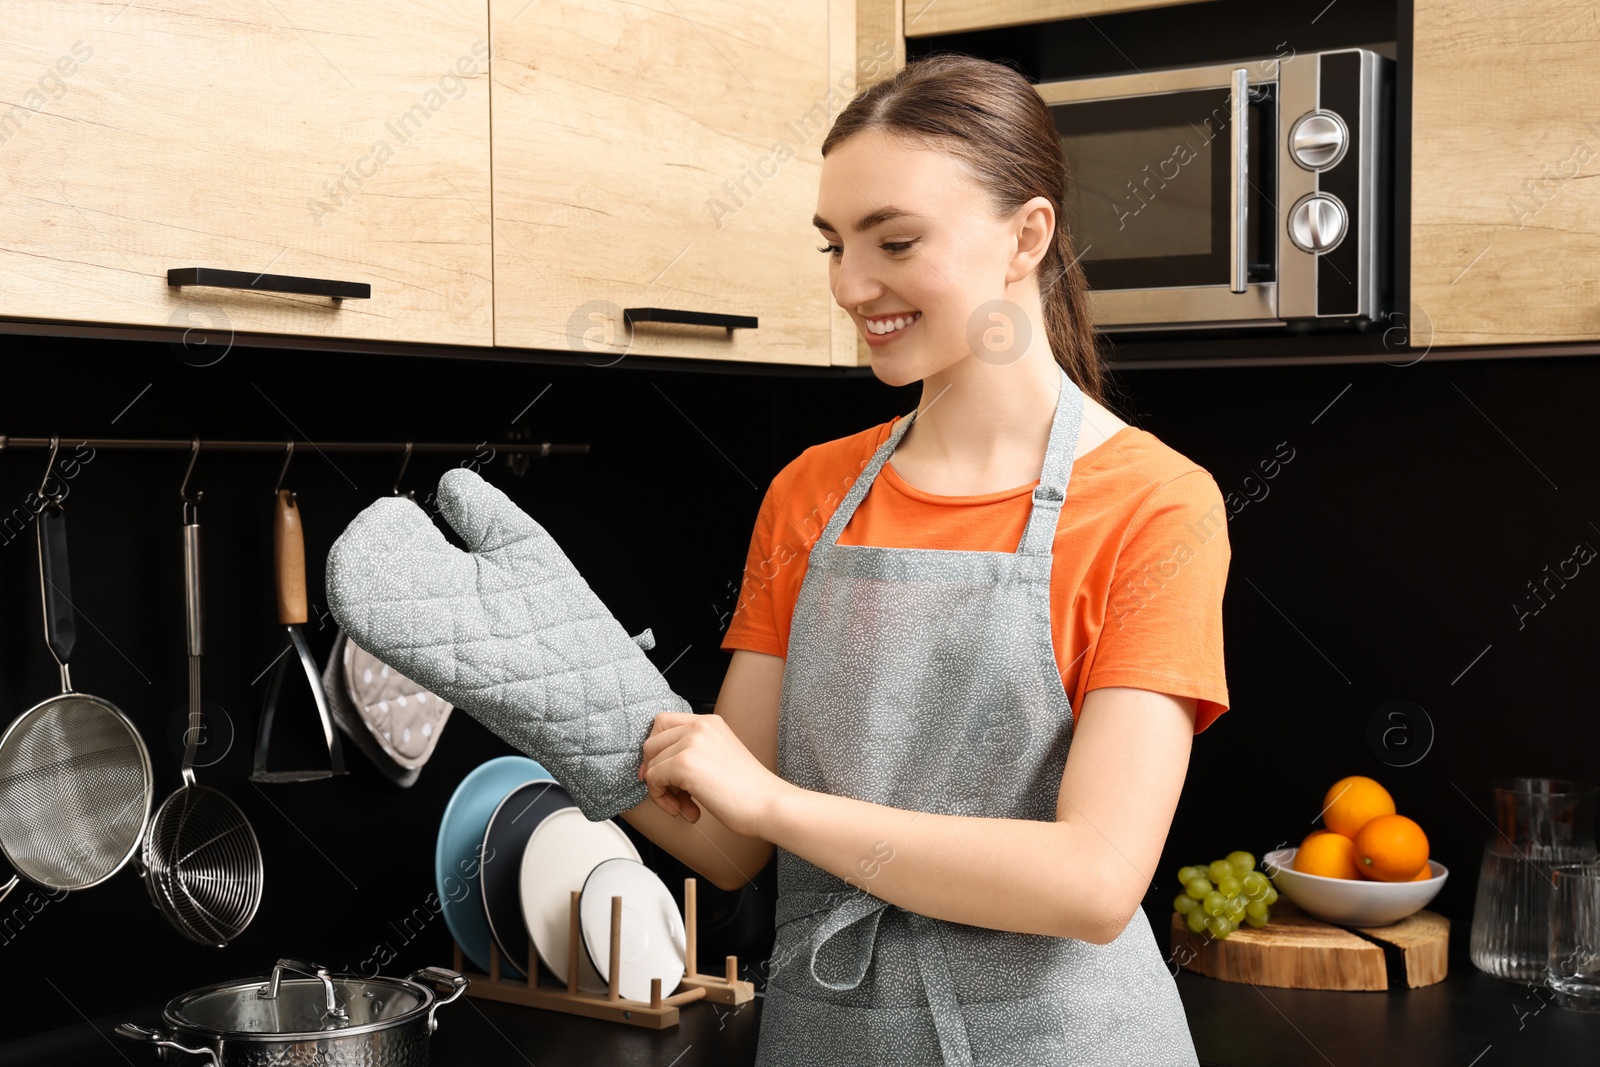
[815,240,917,257]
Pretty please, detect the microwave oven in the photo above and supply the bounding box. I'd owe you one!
[1036,47,1394,334]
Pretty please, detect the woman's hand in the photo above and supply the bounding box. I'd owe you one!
[637,711,788,838]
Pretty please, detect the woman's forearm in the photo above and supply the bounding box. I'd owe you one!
[618,792,775,893]
[763,785,1119,944]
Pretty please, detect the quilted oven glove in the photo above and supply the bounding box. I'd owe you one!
[323,467,689,822]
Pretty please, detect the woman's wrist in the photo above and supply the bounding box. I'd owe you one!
[755,775,805,846]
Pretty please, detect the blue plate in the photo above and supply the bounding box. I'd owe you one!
[436,756,554,974]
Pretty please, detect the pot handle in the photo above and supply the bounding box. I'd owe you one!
[408,966,469,1034]
[114,1023,220,1066]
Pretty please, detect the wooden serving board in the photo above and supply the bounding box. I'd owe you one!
[1168,900,1449,991]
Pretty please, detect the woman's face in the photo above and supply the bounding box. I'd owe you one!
[814,127,1049,387]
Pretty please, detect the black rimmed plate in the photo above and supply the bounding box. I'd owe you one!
[480,778,573,979]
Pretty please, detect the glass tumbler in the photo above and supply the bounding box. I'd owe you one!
[1547,863,1600,1012]
[1469,777,1599,982]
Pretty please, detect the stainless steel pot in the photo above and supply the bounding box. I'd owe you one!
[115,958,467,1066]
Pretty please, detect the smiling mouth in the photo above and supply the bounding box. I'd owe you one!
[864,311,922,336]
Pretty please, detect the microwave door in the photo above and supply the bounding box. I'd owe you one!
[1046,78,1278,330]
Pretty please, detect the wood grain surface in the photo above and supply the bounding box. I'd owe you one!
[1170,899,1449,991]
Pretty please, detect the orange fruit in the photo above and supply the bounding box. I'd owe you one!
[1411,862,1434,882]
[1294,829,1362,879]
[1354,814,1431,881]
[1322,776,1395,840]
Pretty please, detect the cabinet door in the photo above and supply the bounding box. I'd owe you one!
[0,2,493,347]
[905,0,1210,38]
[837,0,900,368]
[491,0,833,365]
[1413,1,1600,346]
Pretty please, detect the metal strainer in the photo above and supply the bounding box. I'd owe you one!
[141,457,263,946]
[0,441,153,906]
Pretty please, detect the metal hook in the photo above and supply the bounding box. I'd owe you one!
[37,435,62,503]
[273,441,296,501]
[179,437,204,516]
[392,441,414,499]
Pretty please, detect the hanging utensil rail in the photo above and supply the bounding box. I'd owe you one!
[0,436,586,456]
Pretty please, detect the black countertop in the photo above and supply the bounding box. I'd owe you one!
[11,936,1599,1066]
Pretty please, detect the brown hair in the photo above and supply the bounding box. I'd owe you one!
[822,52,1111,407]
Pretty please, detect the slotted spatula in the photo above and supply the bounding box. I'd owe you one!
[251,488,345,783]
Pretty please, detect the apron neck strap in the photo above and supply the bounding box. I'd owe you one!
[813,412,911,551]
[1018,364,1085,557]
[816,364,1086,557]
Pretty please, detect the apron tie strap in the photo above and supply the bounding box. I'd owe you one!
[904,911,975,1067]
[774,889,976,1067]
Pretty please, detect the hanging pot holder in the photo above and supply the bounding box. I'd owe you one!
[322,628,453,787]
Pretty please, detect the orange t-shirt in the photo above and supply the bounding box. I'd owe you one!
[720,417,1232,733]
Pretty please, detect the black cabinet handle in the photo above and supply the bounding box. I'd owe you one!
[168,268,370,300]
[623,307,756,330]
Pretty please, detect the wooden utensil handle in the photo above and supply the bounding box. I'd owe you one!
[273,489,307,625]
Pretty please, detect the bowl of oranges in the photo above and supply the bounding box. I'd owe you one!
[1265,775,1448,926]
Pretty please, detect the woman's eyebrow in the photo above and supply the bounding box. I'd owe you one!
[813,207,927,233]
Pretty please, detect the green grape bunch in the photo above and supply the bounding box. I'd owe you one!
[1171,850,1278,939]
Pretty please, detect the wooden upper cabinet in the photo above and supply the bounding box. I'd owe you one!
[903,0,1209,38]
[490,0,840,365]
[1413,1,1600,346]
[0,2,493,347]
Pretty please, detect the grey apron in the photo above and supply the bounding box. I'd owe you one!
[753,366,1200,1067]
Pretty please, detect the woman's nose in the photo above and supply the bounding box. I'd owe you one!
[829,252,885,314]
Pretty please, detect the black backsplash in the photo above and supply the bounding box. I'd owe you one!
[3,337,1599,1040]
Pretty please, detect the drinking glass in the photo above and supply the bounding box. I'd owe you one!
[1547,863,1600,1012]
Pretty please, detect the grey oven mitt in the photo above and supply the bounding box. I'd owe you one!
[323,467,688,821]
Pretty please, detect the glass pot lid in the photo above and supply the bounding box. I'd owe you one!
[165,960,432,1039]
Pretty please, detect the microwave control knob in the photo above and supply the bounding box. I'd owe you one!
[1290,111,1348,170]
[1288,194,1347,254]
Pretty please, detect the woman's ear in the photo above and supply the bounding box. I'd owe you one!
[1006,195,1056,285]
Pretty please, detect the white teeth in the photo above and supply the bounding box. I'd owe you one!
[866,311,920,335]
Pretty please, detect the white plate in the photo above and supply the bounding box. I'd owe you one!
[580,857,687,1003]
[520,807,640,993]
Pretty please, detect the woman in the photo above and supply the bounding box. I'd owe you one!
[627,53,1229,1066]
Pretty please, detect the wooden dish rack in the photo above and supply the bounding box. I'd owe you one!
[447,876,755,1029]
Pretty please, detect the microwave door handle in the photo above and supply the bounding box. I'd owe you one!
[1229,67,1249,293]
